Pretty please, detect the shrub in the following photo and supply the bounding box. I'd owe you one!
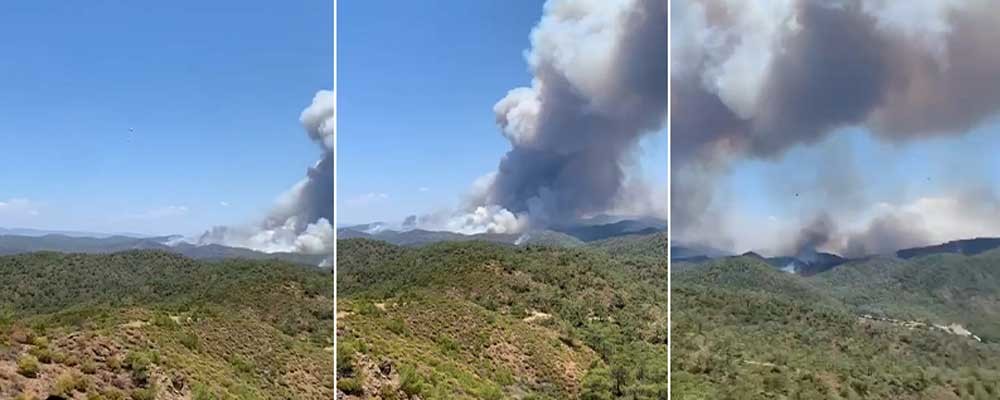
[356,302,382,316]
[179,332,200,351]
[191,383,218,400]
[125,352,153,384]
[399,365,426,396]
[131,385,157,400]
[436,336,459,354]
[100,388,127,400]
[106,355,123,370]
[228,355,254,374]
[81,359,99,374]
[479,385,504,400]
[29,346,53,363]
[51,350,68,364]
[386,318,407,335]
[337,341,356,374]
[61,353,80,367]
[17,354,40,378]
[152,313,177,330]
[31,335,49,348]
[580,366,613,400]
[53,371,85,395]
[102,388,125,400]
[337,377,364,395]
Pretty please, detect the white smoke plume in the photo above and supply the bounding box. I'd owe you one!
[814,187,1000,258]
[198,90,334,256]
[673,0,1000,254]
[426,0,667,234]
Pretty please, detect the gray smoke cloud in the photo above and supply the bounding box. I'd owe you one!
[673,0,1000,255]
[842,214,929,258]
[788,213,835,257]
[800,186,1000,258]
[438,0,666,233]
[778,212,928,258]
[198,90,334,256]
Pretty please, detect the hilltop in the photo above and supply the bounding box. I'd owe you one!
[896,238,1000,259]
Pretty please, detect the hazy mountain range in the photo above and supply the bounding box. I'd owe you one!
[673,237,1000,276]
[0,227,152,238]
[337,217,667,247]
[0,230,328,266]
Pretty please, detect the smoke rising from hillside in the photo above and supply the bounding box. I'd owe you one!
[673,0,1000,255]
[428,0,667,234]
[784,187,1000,258]
[198,90,334,255]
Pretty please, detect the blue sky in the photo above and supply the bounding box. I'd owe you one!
[715,124,1000,254]
[725,126,1000,218]
[338,1,668,225]
[0,1,333,236]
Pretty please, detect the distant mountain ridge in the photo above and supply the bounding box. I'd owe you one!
[338,217,666,247]
[551,217,666,241]
[671,243,731,261]
[676,237,1000,276]
[896,237,1000,259]
[0,234,327,266]
[0,227,152,238]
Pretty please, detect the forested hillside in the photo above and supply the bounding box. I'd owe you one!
[336,235,668,399]
[673,252,1000,399]
[0,250,333,399]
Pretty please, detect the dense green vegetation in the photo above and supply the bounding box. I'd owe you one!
[813,251,1000,341]
[336,236,667,399]
[0,250,333,399]
[589,232,668,260]
[673,251,1000,399]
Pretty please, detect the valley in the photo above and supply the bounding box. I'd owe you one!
[672,243,1000,399]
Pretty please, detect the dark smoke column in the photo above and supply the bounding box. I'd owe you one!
[672,0,1000,254]
[460,0,667,231]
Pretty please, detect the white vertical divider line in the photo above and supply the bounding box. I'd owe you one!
[666,0,672,397]
[332,0,339,390]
